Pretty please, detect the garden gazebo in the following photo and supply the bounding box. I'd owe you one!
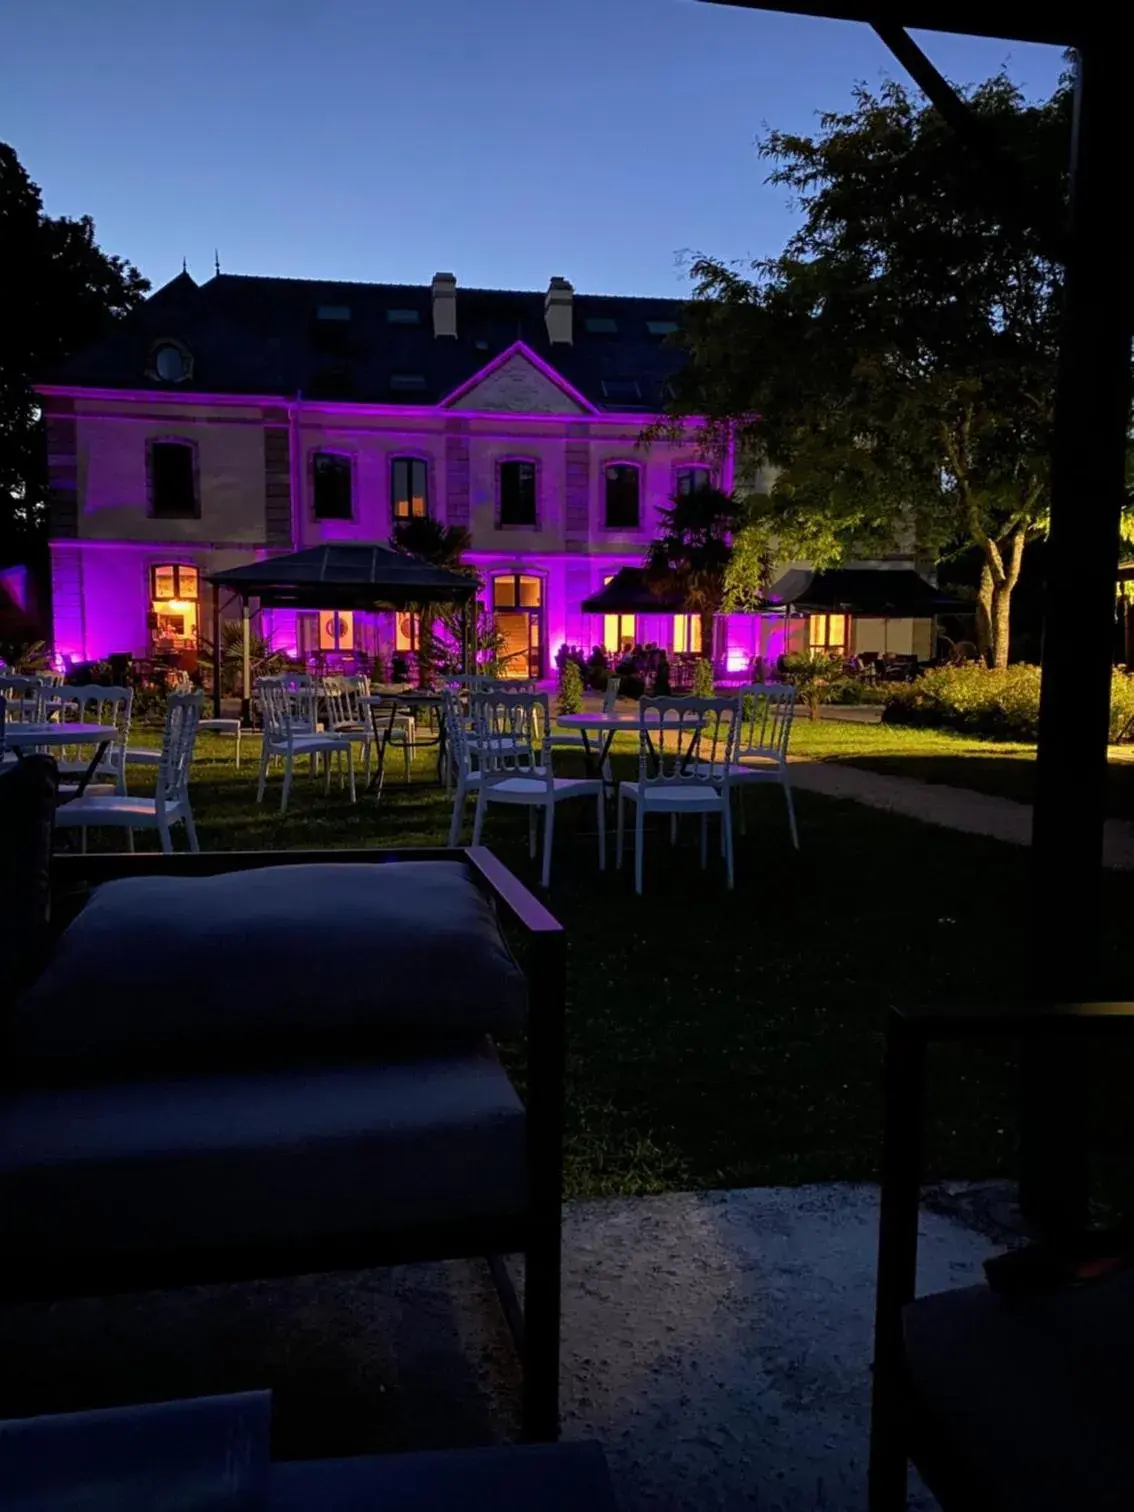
[207,543,477,720]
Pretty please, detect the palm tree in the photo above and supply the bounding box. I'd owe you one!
[390,517,474,686]
[644,486,743,663]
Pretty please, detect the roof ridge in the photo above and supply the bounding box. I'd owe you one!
[201,272,686,304]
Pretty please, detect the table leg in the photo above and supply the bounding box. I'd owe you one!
[56,741,112,806]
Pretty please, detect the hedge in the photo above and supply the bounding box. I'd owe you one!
[882,663,1134,743]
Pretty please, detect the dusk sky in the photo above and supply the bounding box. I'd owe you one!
[2,0,1064,298]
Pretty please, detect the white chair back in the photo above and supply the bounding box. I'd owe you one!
[442,687,474,778]
[601,678,621,715]
[58,685,133,782]
[637,696,739,789]
[736,684,796,762]
[0,675,45,723]
[473,691,550,788]
[256,678,298,743]
[157,691,203,808]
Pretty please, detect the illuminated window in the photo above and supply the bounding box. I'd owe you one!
[312,452,353,520]
[498,461,537,526]
[604,614,636,655]
[673,615,702,654]
[149,562,199,651]
[808,614,848,654]
[395,612,420,652]
[319,610,354,652]
[675,466,711,496]
[604,464,640,529]
[149,440,197,518]
[518,574,541,607]
[391,457,428,519]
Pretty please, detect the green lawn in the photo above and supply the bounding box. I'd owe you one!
[790,716,1134,819]
[116,725,1134,1201]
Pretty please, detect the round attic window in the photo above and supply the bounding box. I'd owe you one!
[153,343,190,382]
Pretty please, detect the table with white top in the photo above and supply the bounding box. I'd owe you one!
[556,710,707,784]
[1,723,119,800]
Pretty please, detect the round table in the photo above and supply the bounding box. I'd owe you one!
[2,723,119,800]
[361,692,448,791]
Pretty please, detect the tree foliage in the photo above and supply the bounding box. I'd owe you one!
[666,74,1084,667]
[390,515,475,685]
[643,485,750,656]
[0,143,149,562]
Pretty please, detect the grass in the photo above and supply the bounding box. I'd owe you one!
[114,723,1134,1201]
[790,715,1134,819]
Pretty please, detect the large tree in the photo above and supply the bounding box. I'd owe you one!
[1,143,148,562]
[666,74,1081,668]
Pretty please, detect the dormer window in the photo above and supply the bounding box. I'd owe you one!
[601,378,641,403]
[386,308,421,325]
[316,304,351,321]
[149,341,192,384]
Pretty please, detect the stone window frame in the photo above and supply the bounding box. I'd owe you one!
[495,455,540,530]
[309,447,356,522]
[146,435,201,520]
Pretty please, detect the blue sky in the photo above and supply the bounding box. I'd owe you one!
[1,0,1064,298]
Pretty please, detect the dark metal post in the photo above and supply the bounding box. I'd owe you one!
[211,588,222,719]
[240,597,252,725]
[868,1009,926,1512]
[1026,45,1134,1231]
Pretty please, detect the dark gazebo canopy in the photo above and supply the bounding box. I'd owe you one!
[766,568,970,617]
[207,543,476,611]
[580,568,686,615]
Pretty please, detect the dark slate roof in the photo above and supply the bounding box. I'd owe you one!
[767,568,971,615]
[208,543,476,609]
[47,271,689,413]
[580,568,686,613]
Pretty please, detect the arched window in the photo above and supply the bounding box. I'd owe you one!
[675,465,711,496]
[498,460,538,527]
[391,456,429,520]
[312,451,353,520]
[604,464,640,529]
[147,438,198,518]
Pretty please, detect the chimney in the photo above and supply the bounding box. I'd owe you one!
[545,276,573,345]
[431,272,457,338]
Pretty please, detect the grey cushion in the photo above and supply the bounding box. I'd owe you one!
[9,862,526,1078]
[903,1267,1134,1510]
[0,1042,526,1268]
[269,1443,619,1511]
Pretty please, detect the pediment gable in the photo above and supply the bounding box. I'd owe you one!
[441,342,595,415]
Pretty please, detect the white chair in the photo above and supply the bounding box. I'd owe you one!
[617,696,739,895]
[55,685,133,796]
[443,688,483,845]
[470,691,605,889]
[54,692,203,854]
[728,684,799,849]
[256,677,356,813]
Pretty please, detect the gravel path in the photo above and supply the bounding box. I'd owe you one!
[789,759,1134,870]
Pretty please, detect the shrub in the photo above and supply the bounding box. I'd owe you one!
[781,651,844,720]
[882,663,1041,740]
[690,658,715,698]
[0,638,51,675]
[881,662,1134,743]
[557,657,584,715]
